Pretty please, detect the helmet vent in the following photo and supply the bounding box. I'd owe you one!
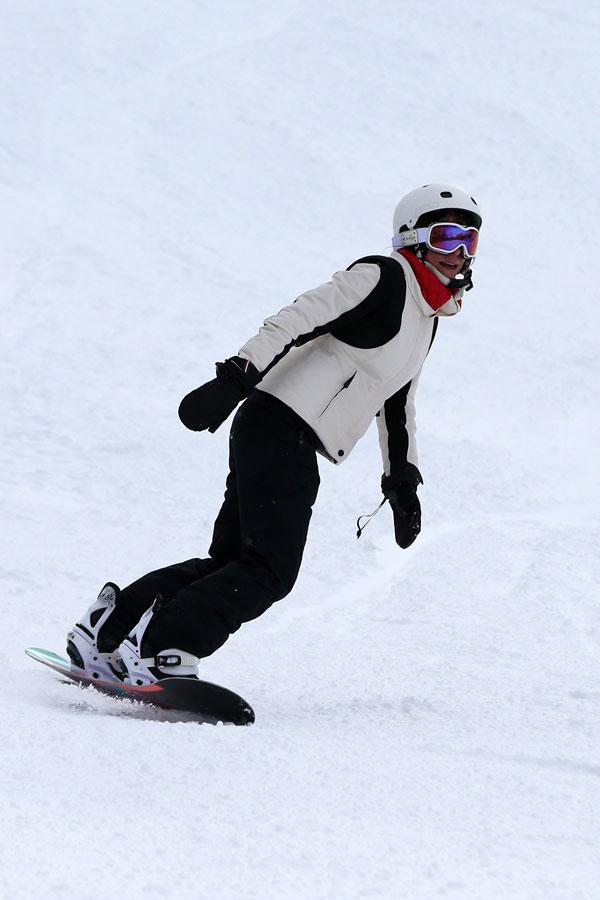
[440,191,452,198]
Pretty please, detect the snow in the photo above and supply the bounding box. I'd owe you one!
[1,1,599,897]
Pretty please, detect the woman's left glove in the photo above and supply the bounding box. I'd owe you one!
[381,475,422,549]
[178,356,261,433]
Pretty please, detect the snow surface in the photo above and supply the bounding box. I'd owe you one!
[1,1,599,898]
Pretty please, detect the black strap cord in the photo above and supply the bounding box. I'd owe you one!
[356,498,387,539]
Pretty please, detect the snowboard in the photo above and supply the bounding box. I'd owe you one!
[26,647,255,725]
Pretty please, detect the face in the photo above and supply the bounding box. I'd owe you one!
[422,211,472,279]
[424,245,466,279]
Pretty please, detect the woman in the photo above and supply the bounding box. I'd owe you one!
[67,183,482,685]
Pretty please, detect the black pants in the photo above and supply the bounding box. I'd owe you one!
[115,392,320,659]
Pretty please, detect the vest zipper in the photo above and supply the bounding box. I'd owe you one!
[318,371,357,417]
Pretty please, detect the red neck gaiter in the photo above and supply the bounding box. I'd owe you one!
[398,249,460,312]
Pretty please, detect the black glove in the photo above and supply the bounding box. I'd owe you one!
[381,474,422,549]
[178,356,261,433]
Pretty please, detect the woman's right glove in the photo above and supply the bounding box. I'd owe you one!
[178,356,261,433]
[381,474,422,549]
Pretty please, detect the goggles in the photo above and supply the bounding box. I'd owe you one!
[393,222,479,258]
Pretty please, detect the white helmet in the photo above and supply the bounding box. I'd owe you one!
[392,183,482,291]
[393,183,482,235]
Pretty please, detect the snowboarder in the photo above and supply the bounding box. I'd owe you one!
[67,183,482,685]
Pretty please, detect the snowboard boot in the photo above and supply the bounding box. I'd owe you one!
[67,582,128,682]
[117,595,201,686]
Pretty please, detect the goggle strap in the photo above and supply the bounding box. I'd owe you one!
[392,227,430,250]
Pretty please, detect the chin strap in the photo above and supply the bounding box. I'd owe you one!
[449,268,474,292]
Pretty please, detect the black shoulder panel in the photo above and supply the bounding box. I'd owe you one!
[330,256,407,349]
[262,256,407,377]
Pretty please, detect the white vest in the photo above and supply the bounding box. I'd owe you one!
[240,252,442,465]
